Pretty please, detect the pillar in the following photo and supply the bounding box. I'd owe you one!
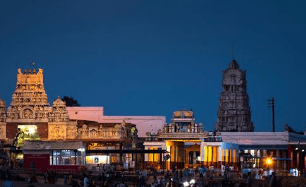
[297,152,300,170]
[225,149,229,165]
[145,147,149,162]
[291,151,294,169]
[282,150,287,170]
[208,146,212,166]
[233,149,236,166]
[304,156,306,173]
[276,150,280,170]
[263,149,267,157]
[204,146,208,166]
[218,147,224,167]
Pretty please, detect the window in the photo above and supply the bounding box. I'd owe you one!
[51,150,85,165]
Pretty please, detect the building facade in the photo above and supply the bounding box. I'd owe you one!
[144,110,208,170]
[1,64,306,173]
[0,67,164,171]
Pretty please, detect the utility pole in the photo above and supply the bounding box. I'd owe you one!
[268,97,276,132]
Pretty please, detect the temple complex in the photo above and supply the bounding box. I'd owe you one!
[1,64,306,173]
[143,61,306,173]
[0,67,165,172]
[215,60,254,132]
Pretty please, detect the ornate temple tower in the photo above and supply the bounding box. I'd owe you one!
[7,68,50,121]
[6,68,50,141]
[0,98,6,140]
[215,60,254,132]
[48,97,70,140]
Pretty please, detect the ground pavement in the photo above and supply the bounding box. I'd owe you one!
[0,175,75,187]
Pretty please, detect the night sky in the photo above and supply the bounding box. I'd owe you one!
[0,0,305,132]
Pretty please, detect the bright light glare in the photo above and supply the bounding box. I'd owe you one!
[29,127,35,134]
[77,148,85,152]
[190,179,195,184]
[266,158,272,165]
[183,181,189,186]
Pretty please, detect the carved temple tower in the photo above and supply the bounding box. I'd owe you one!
[0,98,6,140]
[215,60,254,132]
[6,68,51,142]
[48,97,70,140]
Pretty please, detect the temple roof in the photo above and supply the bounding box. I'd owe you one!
[22,141,85,150]
[53,97,66,106]
[229,60,240,69]
[173,110,194,118]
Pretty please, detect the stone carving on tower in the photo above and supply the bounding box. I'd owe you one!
[215,60,254,132]
[48,97,70,140]
[6,68,50,123]
[0,98,6,139]
[76,121,126,140]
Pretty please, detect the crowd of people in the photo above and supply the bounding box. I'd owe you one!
[0,163,305,187]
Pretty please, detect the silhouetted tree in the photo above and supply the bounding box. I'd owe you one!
[62,96,81,106]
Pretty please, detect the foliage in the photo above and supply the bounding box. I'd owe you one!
[62,96,81,106]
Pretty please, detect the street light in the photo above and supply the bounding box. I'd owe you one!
[266,158,272,165]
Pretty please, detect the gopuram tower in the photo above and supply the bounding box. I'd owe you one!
[215,60,254,132]
[6,68,51,144]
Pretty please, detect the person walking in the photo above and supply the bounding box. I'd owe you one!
[270,172,277,187]
[64,173,68,185]
[246,172,252,187]
[83,174,90,187]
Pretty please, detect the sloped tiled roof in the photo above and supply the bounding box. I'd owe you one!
[22,141,84,150]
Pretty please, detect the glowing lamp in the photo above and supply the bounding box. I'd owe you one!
[183,181,189,187]
[29,127,35,134]
[266,158,272,165]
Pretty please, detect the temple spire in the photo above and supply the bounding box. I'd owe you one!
[215,60,254,132]
[229,60,240,69]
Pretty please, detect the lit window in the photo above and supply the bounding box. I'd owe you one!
[51,150,85,166]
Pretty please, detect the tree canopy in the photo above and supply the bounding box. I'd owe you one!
[62,96,81,107]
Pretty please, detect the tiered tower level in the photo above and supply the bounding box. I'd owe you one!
[6,68,50,123]
[215,60,254,132]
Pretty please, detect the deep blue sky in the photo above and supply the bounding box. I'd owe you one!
[0,0,305,132]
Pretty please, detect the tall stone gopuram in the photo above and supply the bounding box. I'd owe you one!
[215,60,254,132]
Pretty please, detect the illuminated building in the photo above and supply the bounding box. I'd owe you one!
[1,65,306,173]
[143,61,306,172]
[144,113,306,171]
[0,67,165,172]
[144,110,206,169]
[144,110,240,170]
